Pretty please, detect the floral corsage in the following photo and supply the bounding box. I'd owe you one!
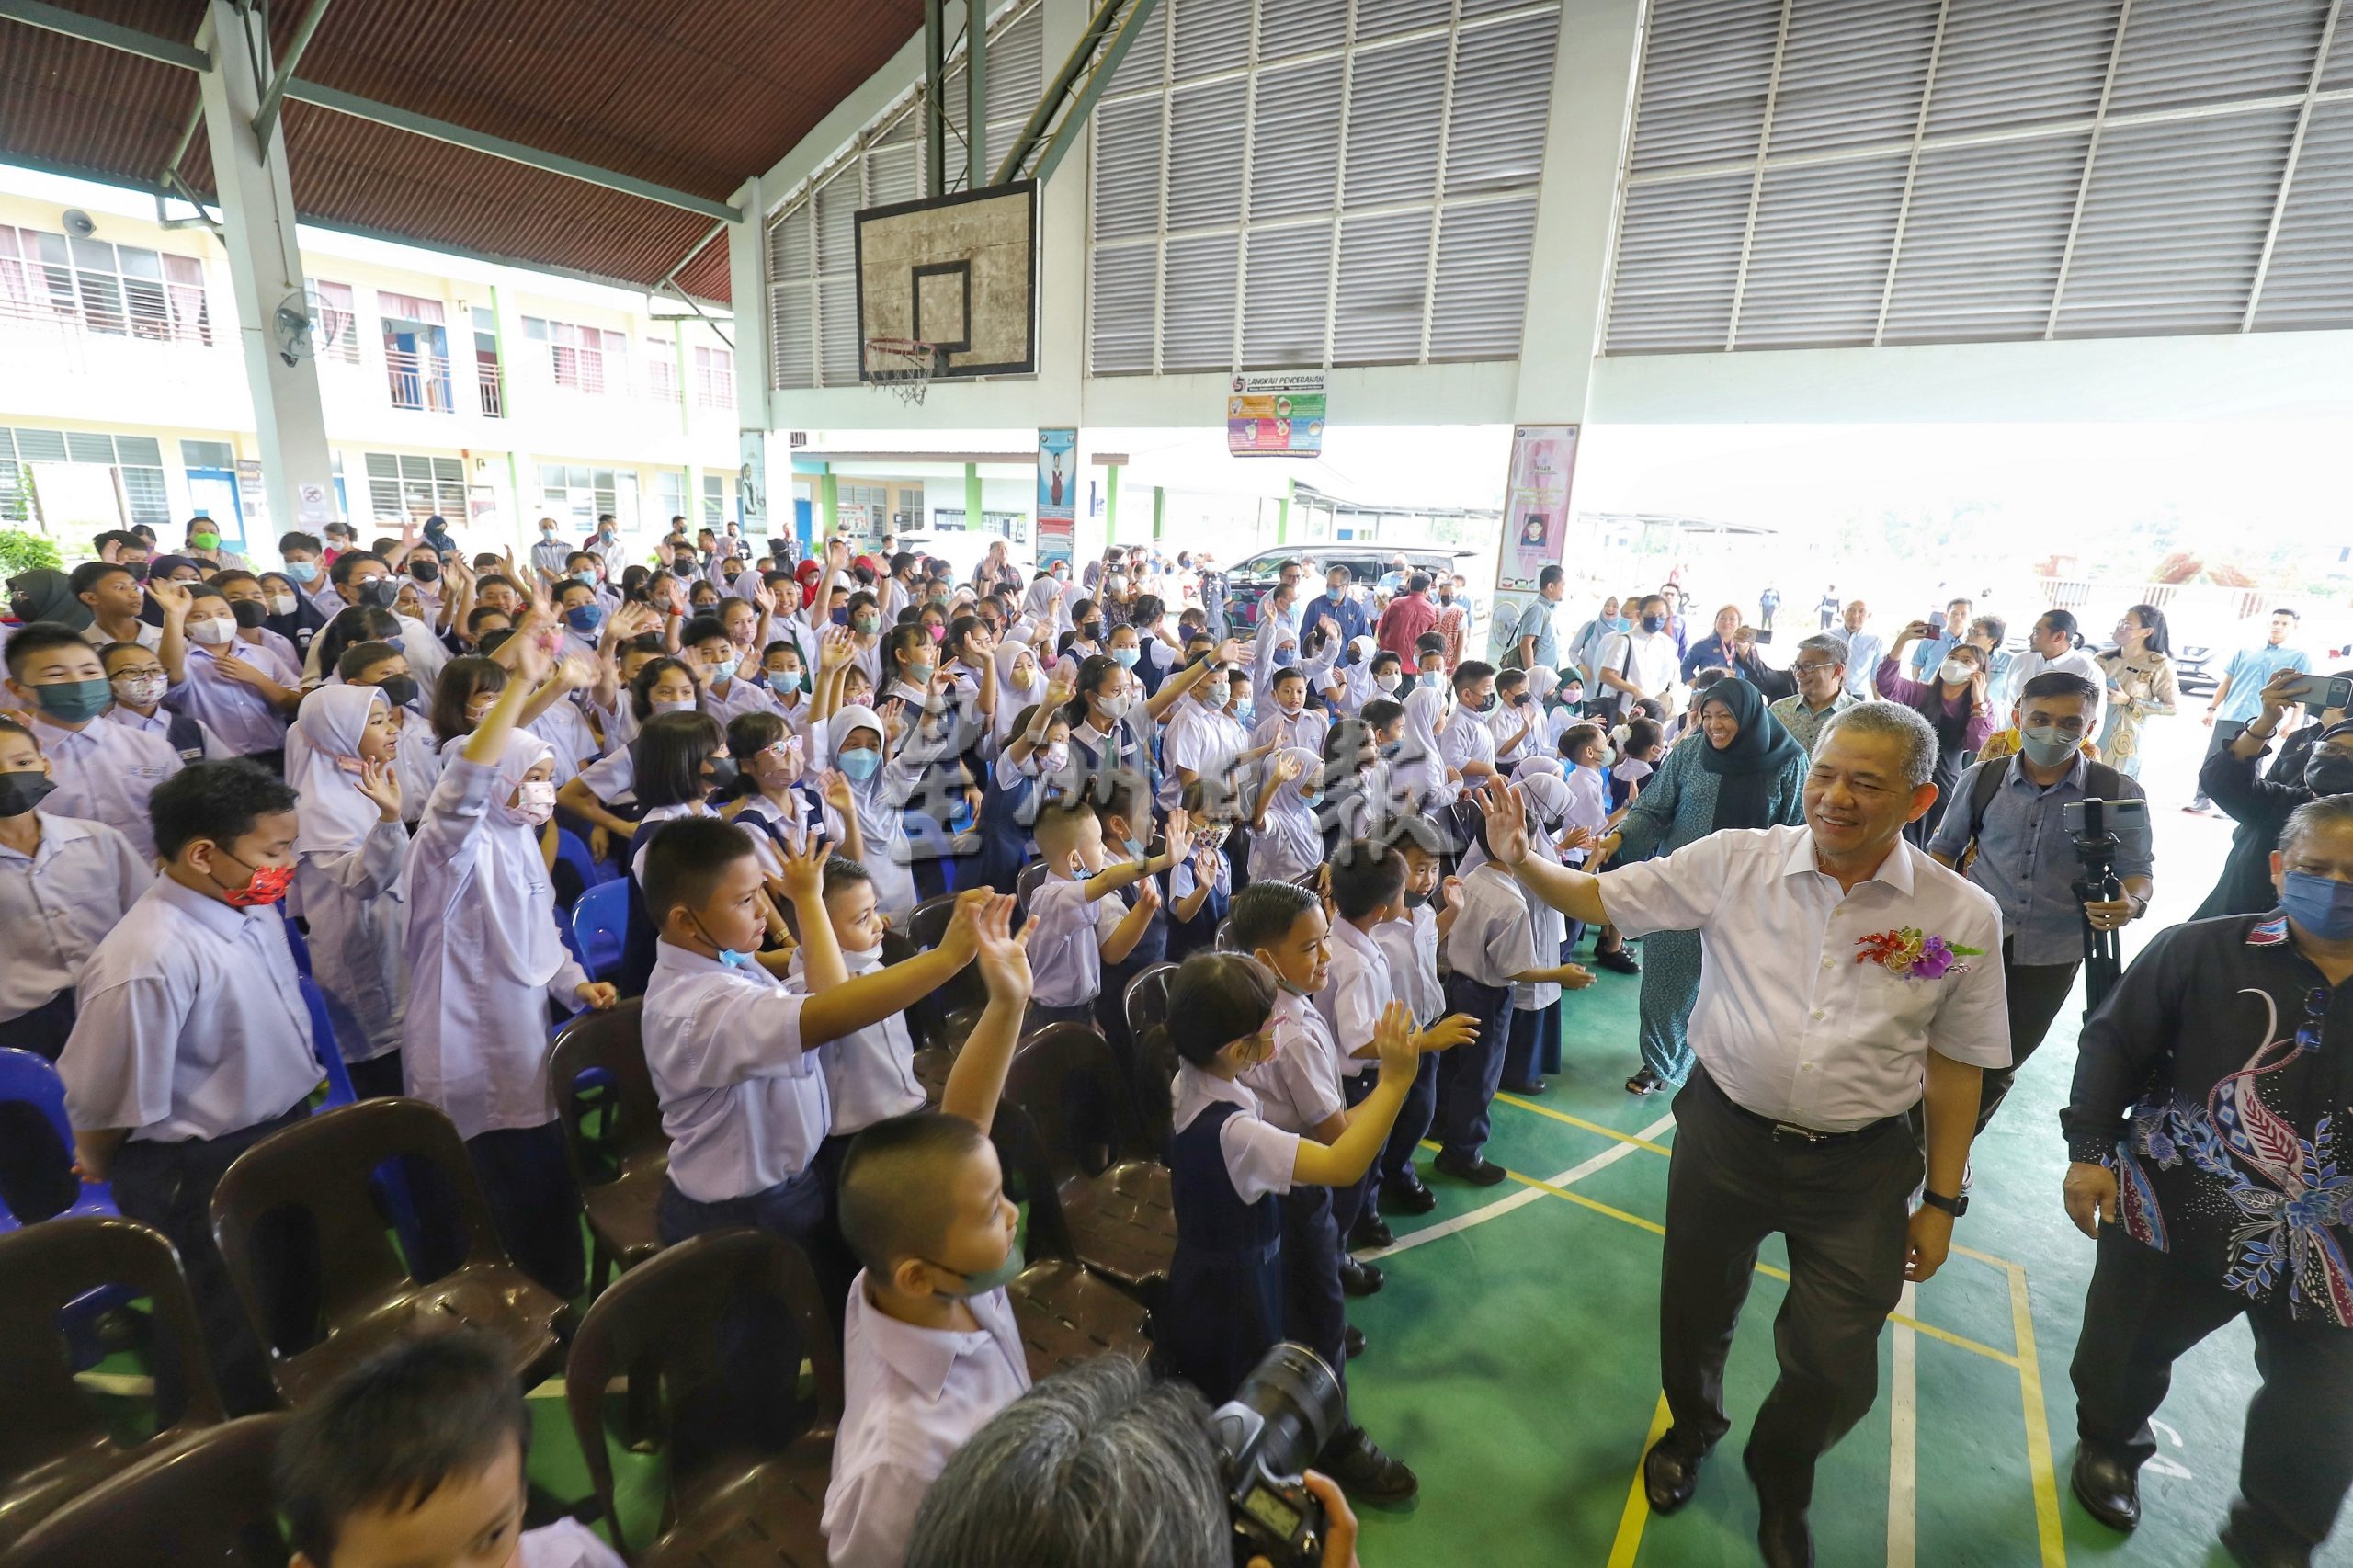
[1855,927,1983,980]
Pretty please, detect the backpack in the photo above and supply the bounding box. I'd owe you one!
[1955,753,2121,871]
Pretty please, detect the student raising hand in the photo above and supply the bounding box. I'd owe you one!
[1373,1000,1419,1081]
[938,892,1029,1132]
[354,755,403,824]
[968,892,1033,1004]
[936,885,995,968]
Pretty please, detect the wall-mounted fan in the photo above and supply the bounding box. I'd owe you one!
[271,286,347,367]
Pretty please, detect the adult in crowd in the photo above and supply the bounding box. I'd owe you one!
[1878,625,1996,844]
[972,539,1022,597]
[2190,608,2309,814]
[2094,603,2179,778]
[1964,615,2012,704]
[1766,634,1859,754]
[2196,666,2353,919]
[1373,573,1438,664]
[1928,672,2151,1133]
[2008,609,2107,732]
[1433,575,1471,670]
[1758,585,1779,631]
[1656,583,1692,662]
[1570,594,1629,687]
[1599,677,1809,1096]
[1905,598,1973,680]
[1816,584,1840,630]
[904,1355,1360,1568]
[1595,594,1682,722]
[1473,701,2006,1568]
[1722,625,1796,703]
[1680,605,1746,686]
[2061,795,2353,1568]
[1511,566,1568,671]
[1833,599,1881,699]
[1303,562,1370,649]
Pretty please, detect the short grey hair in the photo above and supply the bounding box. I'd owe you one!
[1818,699,1938,789]
[2280,795,2353,859]
[1795,633,1847,665]
[904,1356,1227,1568]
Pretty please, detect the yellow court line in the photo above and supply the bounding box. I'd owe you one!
[2002,1257,2069,1568]
[1606,1392,1675,1568]
[1492,1092,1676,1153]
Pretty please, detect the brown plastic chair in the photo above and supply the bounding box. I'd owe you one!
[549,1001,668,1296]
[566,1229,838,1566]
[1118,962,1180,1147]
[1014,859,1049,915]
[903,892,986,1052]
[0,1218,223,1553]
[209,1098,571,1408]
[0,1414,290,1568]
[988,1103,1154,1381]
[1002,1024,1176,1303]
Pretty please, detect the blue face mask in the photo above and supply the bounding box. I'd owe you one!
[715,946,757,969]
[711,657,738,683]
[565,604,605,634]
[1112,646,1140,668]
[1123,835,1146,858]
[767,669,802,692]
[1420,672,1441,688]
[284,560,319,584]
[571,570,597,586]
[2280,870,2353,941]
[838,747,881,781]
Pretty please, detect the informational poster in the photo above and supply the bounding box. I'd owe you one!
[1489,425,1579,665]
[1036,426,1076,569]
[1227,372,1326,457]
[235,459,268,536]
[738,430,767,531]
[296,481,335,524]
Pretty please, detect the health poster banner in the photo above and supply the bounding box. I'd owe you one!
[1227,372,1327,457]
[1037,426,1077,568]
[1495,425,1579,594]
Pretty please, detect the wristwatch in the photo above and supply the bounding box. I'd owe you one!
[1920,1189,1968,1218]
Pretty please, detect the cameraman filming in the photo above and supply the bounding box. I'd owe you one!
[1928,671,2154,1133]
[904,1356,1361,1568]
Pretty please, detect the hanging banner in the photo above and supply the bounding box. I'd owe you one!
[1489,425,1580,665]
[737,430,767,532]
[1227,372,1326,457]
[1036,426,1076,569]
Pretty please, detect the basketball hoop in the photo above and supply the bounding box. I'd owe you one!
[864,337,941,404]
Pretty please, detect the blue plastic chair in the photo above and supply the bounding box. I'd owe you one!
[299,976,358,1109]
[556,826,619,890]
[572,879,630,982]
[0,1047,117,1231]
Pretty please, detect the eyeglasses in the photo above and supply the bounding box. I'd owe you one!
[2297,987,2327,1054]
[1790,662,1837,676]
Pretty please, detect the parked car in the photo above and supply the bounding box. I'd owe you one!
[1220,545,1487,641]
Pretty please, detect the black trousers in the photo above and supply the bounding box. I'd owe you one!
[1976,941,2082,1134]
[2190,719,2245,807]
[1371,1052,1438,1216]
[0,987,76,1058]
[2073,1229,2353,1559]
[1658,1068,1920,1510]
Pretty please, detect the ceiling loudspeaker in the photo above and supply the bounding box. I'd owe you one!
[62,209,97,240]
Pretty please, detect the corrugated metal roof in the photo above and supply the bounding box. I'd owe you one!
[2,0,933,301]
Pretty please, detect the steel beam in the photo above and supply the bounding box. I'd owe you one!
[992,0,1132,185]
[0,0,209,68]
[925,0,949,194]
[282,78,741,222]
[253,0,335,142]
[1020,0,1163,187]
[967,0,988,188]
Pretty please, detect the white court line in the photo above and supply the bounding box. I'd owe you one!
[1889,1279,1919,1568]
[1358,1110,1680,1261]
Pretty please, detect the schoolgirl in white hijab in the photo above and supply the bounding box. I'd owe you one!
[1246,744,1325,884]
[1389,684,1457,812]
[992,640,1051,750]
[290,684,411,1089]
[1333,634,1379,716]
[825,702,917,916]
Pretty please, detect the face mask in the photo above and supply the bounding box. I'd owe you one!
[904,662,933,687]
[1374,674,1401,694]
[838,747,881,781]
[1379,739,1402,758]
[1640,614,1665,634]
[767,669,803,693]
[1112,646,1140,668]
[1042,743,1069,773]
[410,560,440,583]
[376,673,420,709]
[2280,870,2353,940]
[2019,725,2077,768]
[1938,659,1974,685]
[1596,745,1618,767]
[565,605,606,634]
[1608,615,1631,631]
[265,592,296,617]
[1438,594,1453,607]
[926,623,946,643]
[853,615,880,636]
[1298,791,1322,810]
[1122,835,1147,858]
[704,756,740,790]
[923,1242,1025,1300]
[1278,699,1303,718]
[1195,823,1229,852]
[384,636,407,655]
[569,569,598,587]
[2296,744,2353,796]
[1094,692,1130,722]
[32,679,112,723]
[188,617,236,646]
[1420,672,1441,689]
[0,771,56,817]
[540,525,558,538]
[282,561,319,585]
[1466,693,1493,713]
[710,657,739,683]
[355,578,401,610]
[510,779,557,827]
[111,672,167,708]
[211,850,294,908]
[653,698,699,716]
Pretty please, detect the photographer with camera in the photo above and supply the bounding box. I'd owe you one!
[904,1352,1362,1568]
[1927,672,2153,1134]
[2195,666,2353,919]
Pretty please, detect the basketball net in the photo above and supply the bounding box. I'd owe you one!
[863,337,939,405]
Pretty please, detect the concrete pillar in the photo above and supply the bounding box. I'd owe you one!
[964,461,982,534]
[197,0,335,541]
[1151,484,1165,540]
[726,176,787,547]
[1104,463,1120,545]
[819,471,839,539]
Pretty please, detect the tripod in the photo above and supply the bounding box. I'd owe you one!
[2072,824,2125,1017]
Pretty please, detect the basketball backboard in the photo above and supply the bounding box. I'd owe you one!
[857,182,1038,381]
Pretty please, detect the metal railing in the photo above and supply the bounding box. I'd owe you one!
[476,358,505,417]
[384,347,456,412]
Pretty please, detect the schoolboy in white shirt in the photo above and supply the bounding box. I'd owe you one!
[1020,796,1186,1028]
[786,856,926,1190]
[1369,824,1456,1222]
[4,621,183,862]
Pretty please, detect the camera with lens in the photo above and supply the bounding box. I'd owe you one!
[1211,1343,1346,1566]
[2062,798,2146,1012]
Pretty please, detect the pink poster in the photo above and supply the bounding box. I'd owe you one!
[1495,425,1579,594]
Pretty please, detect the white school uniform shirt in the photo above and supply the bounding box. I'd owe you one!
[290,687,412,1065]
[784,943,924,1137]
[1024,872,1122,1010]
[629,801,722,882]
[58,876,319,1142]
[387,710,445,824]
[1250,704,1330,758]
[165,639,298,756]
[642,939,829,1201]
[400,744,590,1141]
[1247,746,1325,885]
[1171,1062,1299,1204]
[22,712,181,864]
[822,1273,1031,1568]
[1562,765,1610,863]
[83,619,163,652]
[1241,987,1346,1136]
[705,674,780,727]
[1438,700,1498,780]
[527,697,602,787]
[1598,824,2010,1132]
[517,1520,626,1568]
[1316,918,1394,1079]
[1158,695,1249,812]
[1373,906,1443,1028]
[107,702,230,763]
[0,812,152,1024]
[1445,861,1537,991]
[574,744,635,809]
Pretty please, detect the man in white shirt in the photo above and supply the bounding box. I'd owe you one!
[2005,608,2107,730]
[1473,700,2008,1568]
[1596,592,1682,721]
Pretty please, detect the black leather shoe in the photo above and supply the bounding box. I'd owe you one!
[1386,1174,1438,1214]
[1344,1323,1366,1358]
[1744,1448,1813,1568]
[1432,1151,1508,1187]
[2220,1511,2312,1567]
[2070,1447,2141,1533]
[1339,1257,1385,1296]
[1597,948,1641,974]
[1642,1441,1702,1516]
[1502,1078,1546,1096]
[1323,1426,1417,1505]
[1350,1214,1395,1250]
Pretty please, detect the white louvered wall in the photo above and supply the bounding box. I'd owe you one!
[1603,0,2353,354]
[1088,0,1564,376]
[766,1,1048,390]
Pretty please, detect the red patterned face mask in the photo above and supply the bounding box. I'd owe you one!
[211,850,294,907]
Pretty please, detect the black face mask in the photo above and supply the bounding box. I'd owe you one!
[358,578,401,610]
[1640,614,1665,633]
[375,673,420,709]
[0,771,56,818]
[231,598,267,630]
[7,597,32,624]
[410,560,440,583]
[2306,751,2353,798]
[704,756,740,790]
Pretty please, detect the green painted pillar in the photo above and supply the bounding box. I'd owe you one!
[1104,463,1120,545]
[819,470,838,537]
[1152,484,1165,540]
[1276,479,1291,546]
[964,461,982,534]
